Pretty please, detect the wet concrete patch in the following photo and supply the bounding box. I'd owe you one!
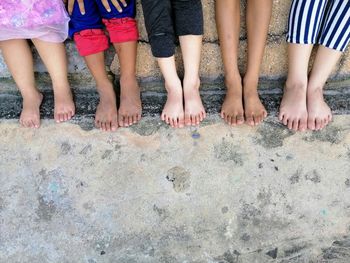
[255,119,294,148]
[302,126,347,144]
[130,118,163,136]
[214,139,244,165]
[319,237,350,261]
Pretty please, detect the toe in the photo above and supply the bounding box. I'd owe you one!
[254,115,261,126]
[231,116,237,126]
[278,112,284,121]
[185,114,191,126]
[111,118,118,131]
[170,118,175,128]
[161,113,166,121]
[287,119,293,130]
[237,115,244,125]
[173,118,179,128]
[220,111,225,119]
[315,118,322,130]
[225,114,230,125]
[133,115,138,124]
[54,113,60,123]
[100,121,106,131]
[246,115,254,126]
[118,115,125,127]
[292,119,299,131]
[282,116,288,126]
[308,118,316,130]
[95,119,100,129]
[299,118,307,132]
[178,118,184,128]
[263,110,268,119]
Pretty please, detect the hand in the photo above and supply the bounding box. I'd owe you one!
[100,0,128,13]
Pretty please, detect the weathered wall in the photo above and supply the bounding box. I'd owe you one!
[0,0,349,81]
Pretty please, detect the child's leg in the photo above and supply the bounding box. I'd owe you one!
[307,0,350,130]
[179,35,206,126]
[31,39,75,123]
[102,11,141,127]
[215,0,244,126]
[85,51,118,131]
[279,0,328,131]
[279,43,312,131]
[306,46,341,130]
[174,0,206,126]
[157,57,184,128]
[70,0,118,131]
[244,0,271,126]
[113,41,141,127]
[0,39,43,128]
[141,0,184,128]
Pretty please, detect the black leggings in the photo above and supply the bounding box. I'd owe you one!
[141,0,203,58]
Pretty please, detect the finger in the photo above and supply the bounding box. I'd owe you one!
[78,0,86,15]
[119,0,128,7]
[101,0,112,12]
[111,0,123,12]
[68,0,74,15]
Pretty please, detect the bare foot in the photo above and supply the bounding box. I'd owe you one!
[118,77,142,128]
[243,80,267,126]
[184,78,206,126]
[221,77,244,126]
[307,87,332,131]
[161,80,184,128]
[20,90,43,129]
[279,82,308,131]
[95,85,118,132]
[54,86,75,123]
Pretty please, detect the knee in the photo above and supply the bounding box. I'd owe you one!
[74,29,109,56]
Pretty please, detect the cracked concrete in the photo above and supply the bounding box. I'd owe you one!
[0,116,349,262]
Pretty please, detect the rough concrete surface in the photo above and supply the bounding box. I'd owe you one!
[0,116,350,263]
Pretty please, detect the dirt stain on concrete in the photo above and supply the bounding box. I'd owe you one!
[166,166,191,193]
[36,195,56,221]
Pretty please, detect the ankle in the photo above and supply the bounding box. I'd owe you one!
[165,78,182,92]
[120,74,137,85]
[183,77,200,91]
[225,73,242,88]
[21,89,42,100]
[307,84,324,93]
[285,79,308,91]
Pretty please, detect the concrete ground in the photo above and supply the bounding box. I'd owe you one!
[0,115,349,263]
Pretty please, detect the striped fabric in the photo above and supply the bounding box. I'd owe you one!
[287,0,350,52]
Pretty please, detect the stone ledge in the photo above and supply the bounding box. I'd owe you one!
[0,81,349,121]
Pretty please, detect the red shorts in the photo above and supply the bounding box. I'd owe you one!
[74,18,139,57]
